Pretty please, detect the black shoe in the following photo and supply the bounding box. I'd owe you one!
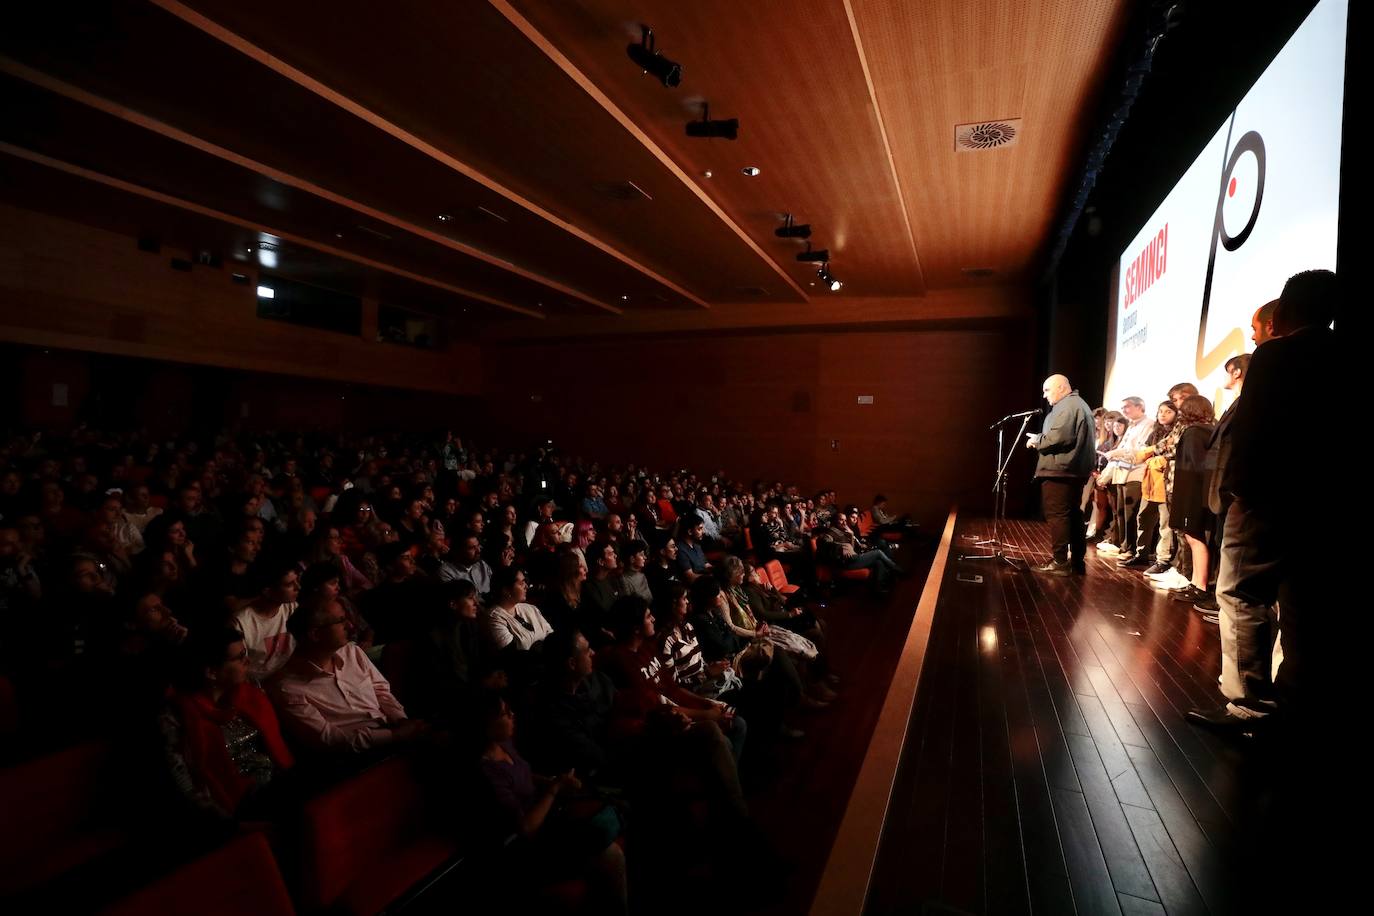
[1185,704,1267,731]
[1192,592,1219,613]
[1201,613,1220,624]
[1034,560,1072,577]
[1142,562,1170,576]
[1119,554,1152,569]
[1169,585,1205,602]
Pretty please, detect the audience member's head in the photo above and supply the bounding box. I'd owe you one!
[1223,353,1251,392]
[176,626,249,694]
[1274,269,1338,335]
[608,595,654,645]
[489,566,528,607]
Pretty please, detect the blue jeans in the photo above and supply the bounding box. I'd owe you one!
[847,549,898,588]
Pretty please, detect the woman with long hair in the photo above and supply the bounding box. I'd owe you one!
[1166,395,1218,612]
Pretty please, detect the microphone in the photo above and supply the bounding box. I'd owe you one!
[989,407,1042,430]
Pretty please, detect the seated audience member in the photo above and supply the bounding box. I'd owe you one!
[1,520,43,625]
[474,693,628,914]
[696,494,730,548]
[599,595,746,761]
[306,525,372,595]
[726,557,833,674]
[406,580,505,724]
[616,541,653,605]
[688,577,804,740]
[816,512,899,594]
[97,490,145,556]
[870,494,916,534]
[522,497,557,550]
[233,561,300,682]
[718,561,830,708]
[416,528,462,582]
[447,531,492,597]
[673,514,711,582]
[197,526,262,618]
[272,598,428,754]
[645,536,683,608]
[583,541,626,624]
[299,563,373,650]
[110,588,190,706]
[122,483,163,533]
[144,513,198,582]
[569,519,597,566]
[528,627,618,780]
[394,498,429,549]
[484,566,555,654]
[581,484,609,520]
[523,521,563,592]
[654,484,679,530]
[358,541,431,644]
[655,582,743,703]
[541,551,590,635]
[160,627,295,824]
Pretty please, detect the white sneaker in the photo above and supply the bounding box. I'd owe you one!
[1096,542,1120,555]
[1150,569,1190,590]
[1085,526,1098,539]
[1144,566,1174,579]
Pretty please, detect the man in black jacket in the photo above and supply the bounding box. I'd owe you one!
[1026,375,1096,575]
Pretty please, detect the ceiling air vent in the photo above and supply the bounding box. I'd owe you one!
[955,119,1022,152]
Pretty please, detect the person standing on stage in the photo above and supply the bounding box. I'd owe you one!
[1025,375,1096,576]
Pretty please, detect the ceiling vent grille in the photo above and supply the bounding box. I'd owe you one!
[955,119,1022,152]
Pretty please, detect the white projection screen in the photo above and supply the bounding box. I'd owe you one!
[1103,0,1347,411]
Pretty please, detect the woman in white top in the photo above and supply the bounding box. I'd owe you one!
[484,566,554,653]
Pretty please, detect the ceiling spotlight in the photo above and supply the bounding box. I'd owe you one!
[818,264,842,292]
[436,213,453,222]
[796,242,830,263]
[627,26,682,88]
[775,214,811,239]
[741,166,761,177]
[685,102,738,140]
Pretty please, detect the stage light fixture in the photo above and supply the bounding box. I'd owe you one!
[818,264,842,291]
[796,242,829,263]
[775,214,811,239]
[627,26,682,88]
[685,103,738,140]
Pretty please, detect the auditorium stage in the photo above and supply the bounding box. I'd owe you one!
[866,517,1271,916]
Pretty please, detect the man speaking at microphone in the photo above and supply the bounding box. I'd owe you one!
[1024,375,1096,576]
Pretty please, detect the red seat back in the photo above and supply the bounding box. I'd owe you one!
[100,832,294,916]
[0,741,125,894]
[764,560,790,590]
[298,756,428,910]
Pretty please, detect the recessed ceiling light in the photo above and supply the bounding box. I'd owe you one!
[436,213,453,222]
[741,166,761,177]
[620,295,629,300]
[256,285,275,299]
[702,170,713,178]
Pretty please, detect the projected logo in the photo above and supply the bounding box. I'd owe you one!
[1196,125,1266,379]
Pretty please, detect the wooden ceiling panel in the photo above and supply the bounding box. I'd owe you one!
[168,0,808,304]
[504,0,928,299]
[849,0,1132,287]
[0,2,706,310]
[0,75,607,318]
[0,156,513,324]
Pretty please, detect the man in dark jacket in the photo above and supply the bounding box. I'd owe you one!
[1026,375,1096,575]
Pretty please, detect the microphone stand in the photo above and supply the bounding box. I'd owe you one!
[959,411,1036,567]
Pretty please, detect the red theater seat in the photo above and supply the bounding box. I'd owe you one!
[99,832,294,916]
[0,741,129,897]
[763,560,801,595]
[810,538,871,585]
[297,754,460,915]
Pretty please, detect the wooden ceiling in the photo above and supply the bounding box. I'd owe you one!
[0,0,1131,326]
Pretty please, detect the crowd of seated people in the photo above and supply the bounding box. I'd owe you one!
[0,422,920,912]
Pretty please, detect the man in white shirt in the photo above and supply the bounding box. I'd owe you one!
[234,563,300,682]
[1099,397,1154,562]
[484,567,554,652]
[272,599,428,753]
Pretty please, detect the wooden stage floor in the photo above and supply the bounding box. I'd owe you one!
[867,517,1279,916]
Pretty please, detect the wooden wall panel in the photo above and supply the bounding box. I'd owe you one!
[0,203,482,396]
[489,323,1034,526]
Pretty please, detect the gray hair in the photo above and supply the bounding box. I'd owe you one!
[1121,396,1145,410]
